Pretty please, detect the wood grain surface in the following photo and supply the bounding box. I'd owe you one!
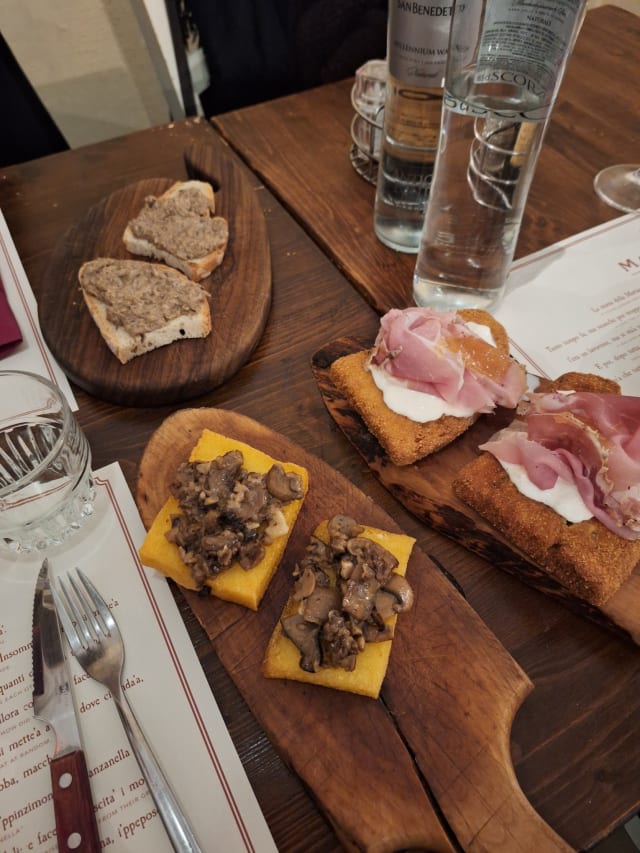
[135,407,571,853]
[39,150,271,406]
[311,337,640,647]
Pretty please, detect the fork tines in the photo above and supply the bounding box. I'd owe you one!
[52,568,116,654]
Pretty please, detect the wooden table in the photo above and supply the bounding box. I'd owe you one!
[1,5,639,851]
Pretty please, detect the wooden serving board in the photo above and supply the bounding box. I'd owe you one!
[312,338,640,647]
[135,407,571,853]
[39,151,271,406]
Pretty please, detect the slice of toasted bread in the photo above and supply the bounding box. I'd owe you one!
[138,429,309,610]
[78,258,211,364]
[262,521,415,698]
[123,180,229,281]
[453,372,640,605]
[330,309,513,466]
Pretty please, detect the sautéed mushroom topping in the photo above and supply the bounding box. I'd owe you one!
[281,515,414,673]
[166,450,304,588]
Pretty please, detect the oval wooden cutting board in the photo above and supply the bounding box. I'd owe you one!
[39,155,271,406]
[135,408,570,852]
[311,337,640,647]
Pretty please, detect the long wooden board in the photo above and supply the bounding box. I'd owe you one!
[39,144,271,406]
[135,407,571,852]
[311,338,640,647]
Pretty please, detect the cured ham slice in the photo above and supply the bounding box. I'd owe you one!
[481,391,640,539]
[371,308,526,413]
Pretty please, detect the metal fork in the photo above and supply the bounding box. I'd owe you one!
[52,569,202,853]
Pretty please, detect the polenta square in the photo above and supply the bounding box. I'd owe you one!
[138,429,308,610]
[263,519,415,698]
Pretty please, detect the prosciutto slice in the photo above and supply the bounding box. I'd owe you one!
[370,308,525,413]
[481,391,640,539]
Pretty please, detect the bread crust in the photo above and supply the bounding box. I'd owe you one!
[453,372,640,605]
[329,309,513,466]
[123,180,229,281]
[78,258,211,364]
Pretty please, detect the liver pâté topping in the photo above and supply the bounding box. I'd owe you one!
[128,188,227,259]
[80,259,205,336]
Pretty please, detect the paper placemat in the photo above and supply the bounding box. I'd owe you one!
[496,213,640,392]
[0,462,276,852]
[0,209,77,409]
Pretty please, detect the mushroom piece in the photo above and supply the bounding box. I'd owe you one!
[281,614,321,672]
[362,620,395,643]
[341,577,379,622]
[266,464,304,502]
[200,528,240,567]
[302,535,332,568]
[264,506,289,543]
[300,585,342,624]
[345,537,399,584]
[202,451,243,500]
[382,573,414,613]
[292,564,317,600]
[321,611,363,671]
[373,589,399,621]
[224,475,268,524]
[327,515,364,553]
[237,540,264,570]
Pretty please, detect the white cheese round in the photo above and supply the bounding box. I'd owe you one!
[499,460,593,523]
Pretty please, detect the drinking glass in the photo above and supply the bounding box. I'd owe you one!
[593,164,640,212]
[349,59,387,185]
[0,371,95,554]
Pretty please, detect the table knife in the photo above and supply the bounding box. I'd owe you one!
[32,559,101,852]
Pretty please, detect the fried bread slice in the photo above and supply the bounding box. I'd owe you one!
[453,372,640,605]
[330,309,513,466]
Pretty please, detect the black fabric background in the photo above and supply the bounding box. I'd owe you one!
[187,0,388,115]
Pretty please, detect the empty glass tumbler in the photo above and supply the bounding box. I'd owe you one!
[0,371,95,553]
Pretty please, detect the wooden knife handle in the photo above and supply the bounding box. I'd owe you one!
[50,749,101,852]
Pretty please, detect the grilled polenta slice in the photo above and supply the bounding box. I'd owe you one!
[263,520,415,698]
[139,429,308,610]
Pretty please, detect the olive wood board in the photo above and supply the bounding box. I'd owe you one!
[135,407,571,853]
[311,337,640,648]
[39,154,271,406]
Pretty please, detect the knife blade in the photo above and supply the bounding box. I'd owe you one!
[32,559,101,852]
